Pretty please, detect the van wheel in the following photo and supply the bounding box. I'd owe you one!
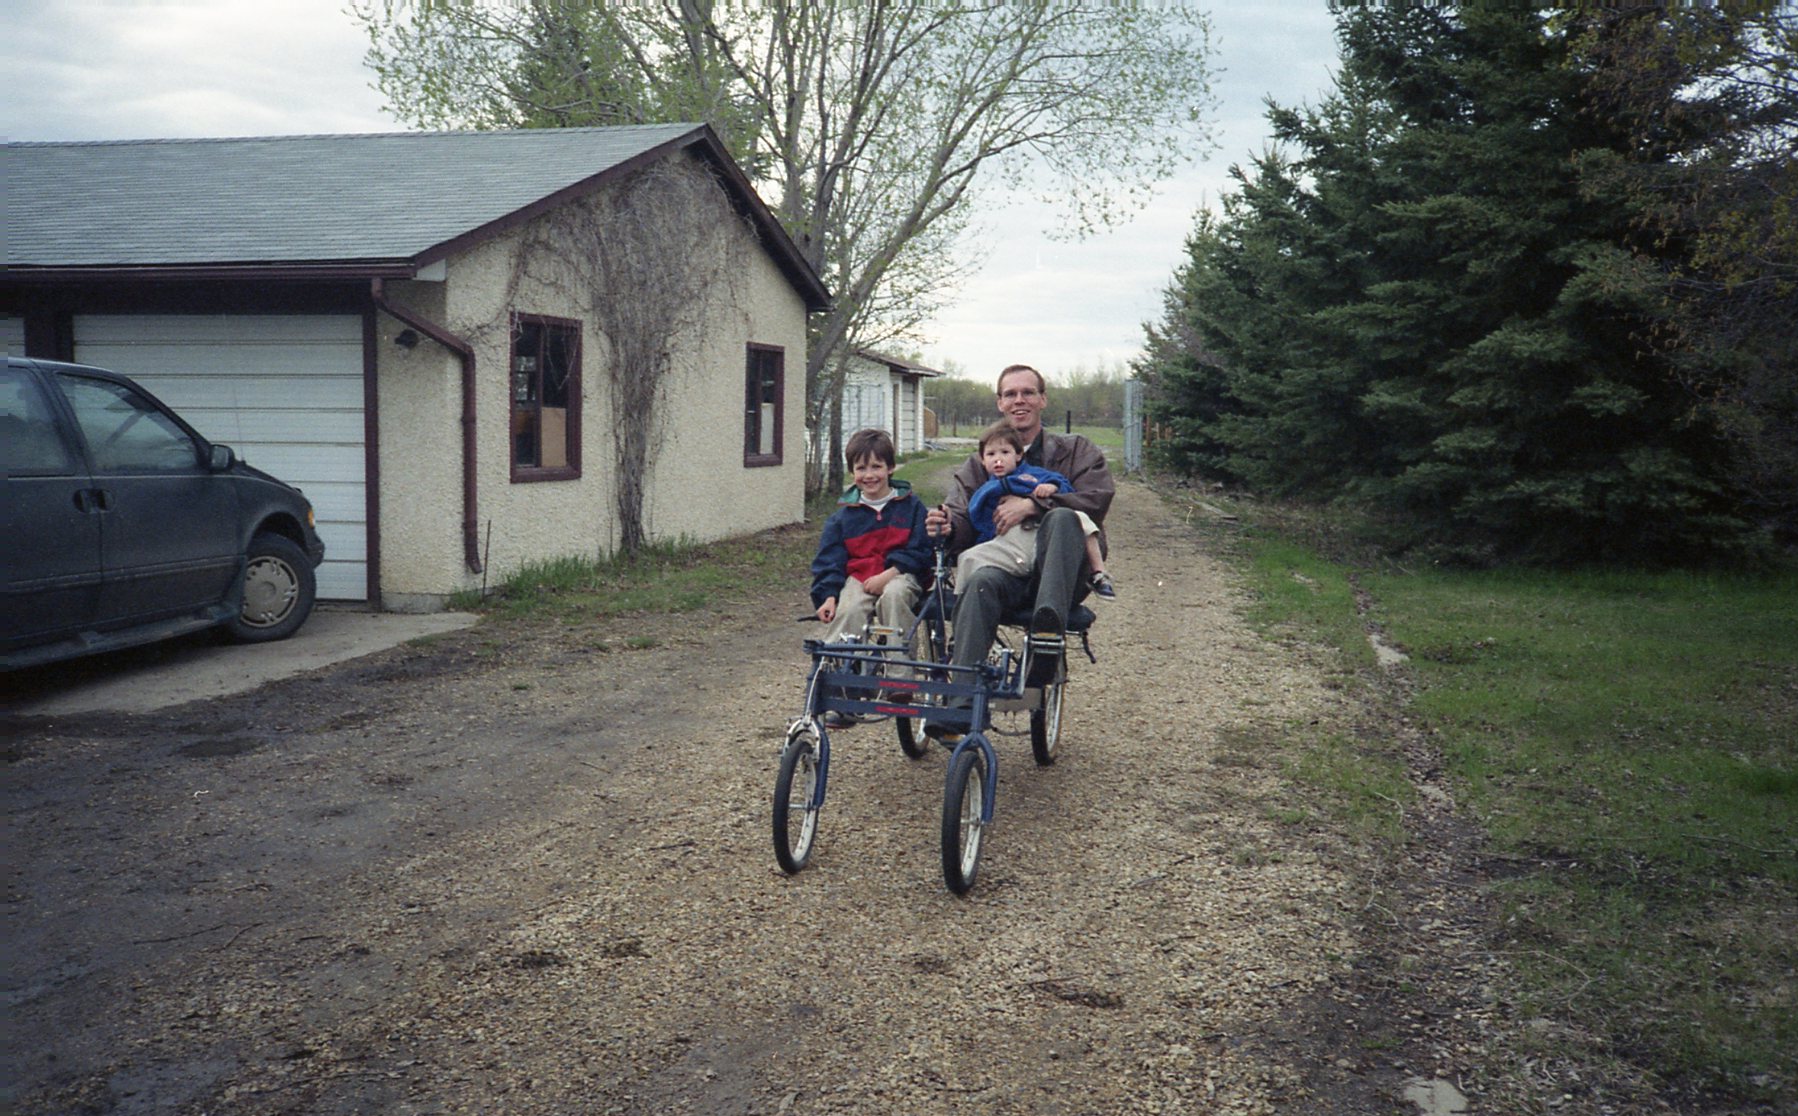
[227,534,316,642]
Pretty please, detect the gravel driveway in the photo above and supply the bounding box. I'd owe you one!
[5,480,1505,1115]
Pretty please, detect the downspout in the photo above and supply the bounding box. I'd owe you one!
[370,279,483,574]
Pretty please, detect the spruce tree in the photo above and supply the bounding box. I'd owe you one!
[1141,6,1762,563]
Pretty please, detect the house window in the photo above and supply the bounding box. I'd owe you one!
[744,344,783,467]
[511,314,581,481]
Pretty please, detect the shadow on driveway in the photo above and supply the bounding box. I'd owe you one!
[1,605,479,717]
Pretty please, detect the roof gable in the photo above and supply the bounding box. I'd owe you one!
[5,126,829,309]
[854,348,944,378]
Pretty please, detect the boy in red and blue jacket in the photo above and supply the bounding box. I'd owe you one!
[810,428,930,652]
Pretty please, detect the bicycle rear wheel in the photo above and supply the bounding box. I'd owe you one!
[773,724,821,873]
[941,745,988,894]
[896,618,944,759]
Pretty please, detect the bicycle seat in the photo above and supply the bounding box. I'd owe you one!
[917,593,1096,634]
[1001,603,1096,633]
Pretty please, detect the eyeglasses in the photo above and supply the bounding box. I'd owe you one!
[998,389,1042,401]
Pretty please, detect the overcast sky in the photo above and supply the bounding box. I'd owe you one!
[5,2,1343,386]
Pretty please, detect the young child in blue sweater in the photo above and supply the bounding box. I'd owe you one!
[955,422,1114,599]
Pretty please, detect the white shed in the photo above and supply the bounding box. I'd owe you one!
[841,349,942,455]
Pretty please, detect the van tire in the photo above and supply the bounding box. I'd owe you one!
[226,533,316,643]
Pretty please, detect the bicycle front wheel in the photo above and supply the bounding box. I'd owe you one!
[773,725,821,873]
[1030,678,1064,766]
[941,745,988,894]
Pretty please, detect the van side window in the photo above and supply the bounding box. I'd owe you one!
[56,373,202,474]
[0,368,78,477]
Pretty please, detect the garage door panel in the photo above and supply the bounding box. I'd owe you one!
[76,314,363,346]
[312,524,366,563]
[76,348,364,386]
[109,373,363,415]
[315,562,365,601]
[235,447,366,486]
[291,482,365,526]
[73,314,368,601]
[177,409,364,447]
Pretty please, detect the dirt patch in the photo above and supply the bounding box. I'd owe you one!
[3,481,1635,1115]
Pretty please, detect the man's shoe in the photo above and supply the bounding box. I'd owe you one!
[824,710,859,729]
[1089,571,1116,600]
[1030,605,1064,640]
[922,721,966,746]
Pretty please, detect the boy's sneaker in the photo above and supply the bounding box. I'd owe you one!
[1089,571,1117,601]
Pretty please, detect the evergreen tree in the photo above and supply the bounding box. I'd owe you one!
[1142,6,1764,563]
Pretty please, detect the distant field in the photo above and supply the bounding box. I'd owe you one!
[931,422,1126,453]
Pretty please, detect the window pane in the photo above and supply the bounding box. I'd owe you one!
[539,408,567,468]
[58,374,199,473]
[745,346,782,463]
[0,368,77,475]
[513,408,540,467]
[514,321,542,404]
[510,316,579,477]
[543,327,573,408]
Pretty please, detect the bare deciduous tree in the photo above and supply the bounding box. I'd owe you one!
[357,1,1218,495]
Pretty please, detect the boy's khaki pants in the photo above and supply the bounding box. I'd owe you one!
[821,573,922,644]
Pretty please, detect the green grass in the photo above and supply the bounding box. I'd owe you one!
[1192,481,1798,1104]
[895,450,964,507]
[456,526,816,623]
[1067,423,1126,454]
[1361,565,1797,1098]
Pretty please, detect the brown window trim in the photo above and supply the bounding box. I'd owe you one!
[509,312,583,483]
[744,342,784,468]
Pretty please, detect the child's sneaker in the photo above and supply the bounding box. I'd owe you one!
[1089,571,1117,601]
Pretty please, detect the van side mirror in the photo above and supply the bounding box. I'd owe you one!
[209,444,236,471]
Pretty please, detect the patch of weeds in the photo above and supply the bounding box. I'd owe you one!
[1231,842,1286,868]
[625,636,659,650]
[466,523,817,625]
[1288,734,1413,845]
[1265,805,1311,827]
[447,588,485,611]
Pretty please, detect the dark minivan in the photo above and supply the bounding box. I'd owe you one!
[2,356,326,670]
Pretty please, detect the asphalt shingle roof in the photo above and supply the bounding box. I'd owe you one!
[7,125,713,268]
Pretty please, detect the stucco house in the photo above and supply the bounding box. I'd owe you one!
[3,125,830,611]
[841,348,941,456]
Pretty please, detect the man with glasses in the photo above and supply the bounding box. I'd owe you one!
[923,364,1114,739]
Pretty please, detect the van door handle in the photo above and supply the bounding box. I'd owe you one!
[72,488,113,513]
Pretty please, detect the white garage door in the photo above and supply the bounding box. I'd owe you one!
[74,314,367,601]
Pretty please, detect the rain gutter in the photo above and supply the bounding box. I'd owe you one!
[369,279,483,574]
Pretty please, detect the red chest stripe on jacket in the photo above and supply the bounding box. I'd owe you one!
[845,522,912,583]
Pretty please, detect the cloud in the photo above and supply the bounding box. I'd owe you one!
[1,1,1343,388]
[5,0,390,141]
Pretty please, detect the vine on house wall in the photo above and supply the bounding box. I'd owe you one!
[488,156,753,557]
